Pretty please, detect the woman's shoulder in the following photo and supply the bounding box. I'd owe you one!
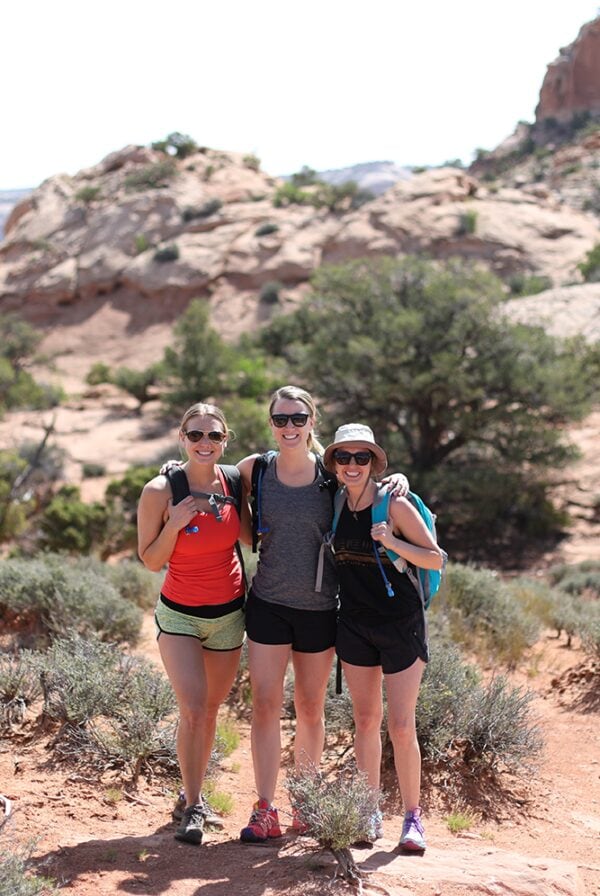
[141,473,170,498]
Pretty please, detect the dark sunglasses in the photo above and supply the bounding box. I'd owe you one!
[182,429,226,443]
[332,450,374,466]
[270,413,310,428]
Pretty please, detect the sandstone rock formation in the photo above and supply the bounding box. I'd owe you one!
[536,16,600,125]
[1,147,598,342]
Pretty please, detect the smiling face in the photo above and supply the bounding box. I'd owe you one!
[269,398,313,453]
[332,441,374,491]
[179,413,227,466]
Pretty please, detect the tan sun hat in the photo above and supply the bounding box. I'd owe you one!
[323,423,388,476]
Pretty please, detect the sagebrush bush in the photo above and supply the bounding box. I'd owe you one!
[547,560,600,599]
[0,826,57,895]
[440,563,540,665]
[0,650,41,726]
[75,186,101,203]
[579,605,600,658]
[0,555,142,646]
[287,765,379,851]
[124,160,176,191]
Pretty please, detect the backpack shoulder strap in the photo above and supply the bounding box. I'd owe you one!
[164,467,190,505]
[250,451,276,552]
[371,485,403,566]
[315,454,338,503]
[315,486,347,593]
[218,464,243,517]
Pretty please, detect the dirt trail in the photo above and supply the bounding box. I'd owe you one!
[1,613,599,896]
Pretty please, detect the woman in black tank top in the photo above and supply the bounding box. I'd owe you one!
[323,423,444,852]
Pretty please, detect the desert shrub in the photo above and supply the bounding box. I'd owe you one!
[82,462,105,477]
[85,361,112,386]
[259,280,282,304]
[75,186,101,203]
[457,208,477,235]
[182,199,222,221]
[255,222,279,236]
[37,635,129,725]
[112,364,161,404]
[103,559,160,610]
[311,180,374,212]
[415,642,480,760]
[287,765,379,868]
[134,233,150,254]
[578,243,600,282]
[153,243,179,263]
[0,651,41,727]
[547,560,600,599]
[152,131,197,159]
[438,563,540,665]
[0,554,142,646]
[38,485,108,554]
[580,608,600,658]
[0,828,57,895]
[124,159,176,191]
[460,677,543,770]
[508,273,553,297]
[242,153,260,171]
[273,182,311,207]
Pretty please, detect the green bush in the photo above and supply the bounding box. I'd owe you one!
[457,208,477,235]
[242,153,260,171]
[134,233,150,254]
[75,186,101,203]
[182,198,222,221]
[0,651,41,726]
[85,362,112,386]
[82,462,106,477]
[273,182,311,207]
[438,563,540,666]
[255,222,279,237]
[508,273,553,297]
[153,243,179,263]
[259,280,282,304]
[112,364,160,403]
[547,560,600,599]
[0,554,142,646]
[152,131,197,159]
[38,485,108,554]
[124,159,176,191]
[578,243,600,282]
[580,607,600,658]
[0,830,57,895]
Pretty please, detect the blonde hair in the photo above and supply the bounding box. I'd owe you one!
[269,385,325,455]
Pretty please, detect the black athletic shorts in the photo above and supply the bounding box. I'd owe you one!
[336,609,428,674]
[245,591,337,653]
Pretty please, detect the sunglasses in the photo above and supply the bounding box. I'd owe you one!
[332,450,374,466]
[182,429,226,443]
[270,413,310,428]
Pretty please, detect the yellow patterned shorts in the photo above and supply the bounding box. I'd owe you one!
[154,596,245,651]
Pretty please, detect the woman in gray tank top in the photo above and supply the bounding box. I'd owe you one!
[237,386,408,843]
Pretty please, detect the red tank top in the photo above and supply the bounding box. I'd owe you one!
[161,470,243,606]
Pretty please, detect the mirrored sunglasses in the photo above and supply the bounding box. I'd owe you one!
[270,413,310,428]
[332,450,373,466]
[182,429,226,443]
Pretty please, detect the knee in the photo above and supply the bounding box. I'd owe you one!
[179,698,208,730]
[387,714,417,748]
[252,685,283,721]
[294,694,325,727]
[353,707,383,735]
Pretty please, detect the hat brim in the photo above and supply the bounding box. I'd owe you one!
[323,440,388,476]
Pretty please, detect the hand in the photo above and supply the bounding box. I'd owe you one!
[160,458,183,476]
[166,496,198,531]
[371,520,395,549]
[380,472,409,497]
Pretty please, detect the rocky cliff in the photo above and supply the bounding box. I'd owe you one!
[536,16,600,125]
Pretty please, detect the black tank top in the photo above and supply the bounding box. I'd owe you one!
[334,502,421,619]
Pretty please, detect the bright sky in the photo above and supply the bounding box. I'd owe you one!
[1,1,598,189]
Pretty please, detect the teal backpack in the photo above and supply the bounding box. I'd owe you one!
[321,485,447,610]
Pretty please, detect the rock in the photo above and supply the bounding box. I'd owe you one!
[536,17,600,124]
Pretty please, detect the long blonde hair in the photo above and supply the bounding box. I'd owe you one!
[268,385,325,455]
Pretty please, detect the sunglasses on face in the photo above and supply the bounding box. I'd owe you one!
[332,450,374,466]
[182,429,226,443]
[270,413,310,428]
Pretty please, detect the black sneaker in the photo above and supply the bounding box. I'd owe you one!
[174,803,205,845]
[172,791,224,829]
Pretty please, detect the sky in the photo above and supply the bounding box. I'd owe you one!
[1,1,599,189]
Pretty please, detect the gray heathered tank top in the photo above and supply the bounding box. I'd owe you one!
[251,457,338,611]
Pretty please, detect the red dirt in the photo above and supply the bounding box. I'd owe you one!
[1,612,599,896]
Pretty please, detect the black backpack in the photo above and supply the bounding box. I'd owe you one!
[249,451,338,552]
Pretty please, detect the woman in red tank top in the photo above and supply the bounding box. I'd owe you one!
[137,402,251,845]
